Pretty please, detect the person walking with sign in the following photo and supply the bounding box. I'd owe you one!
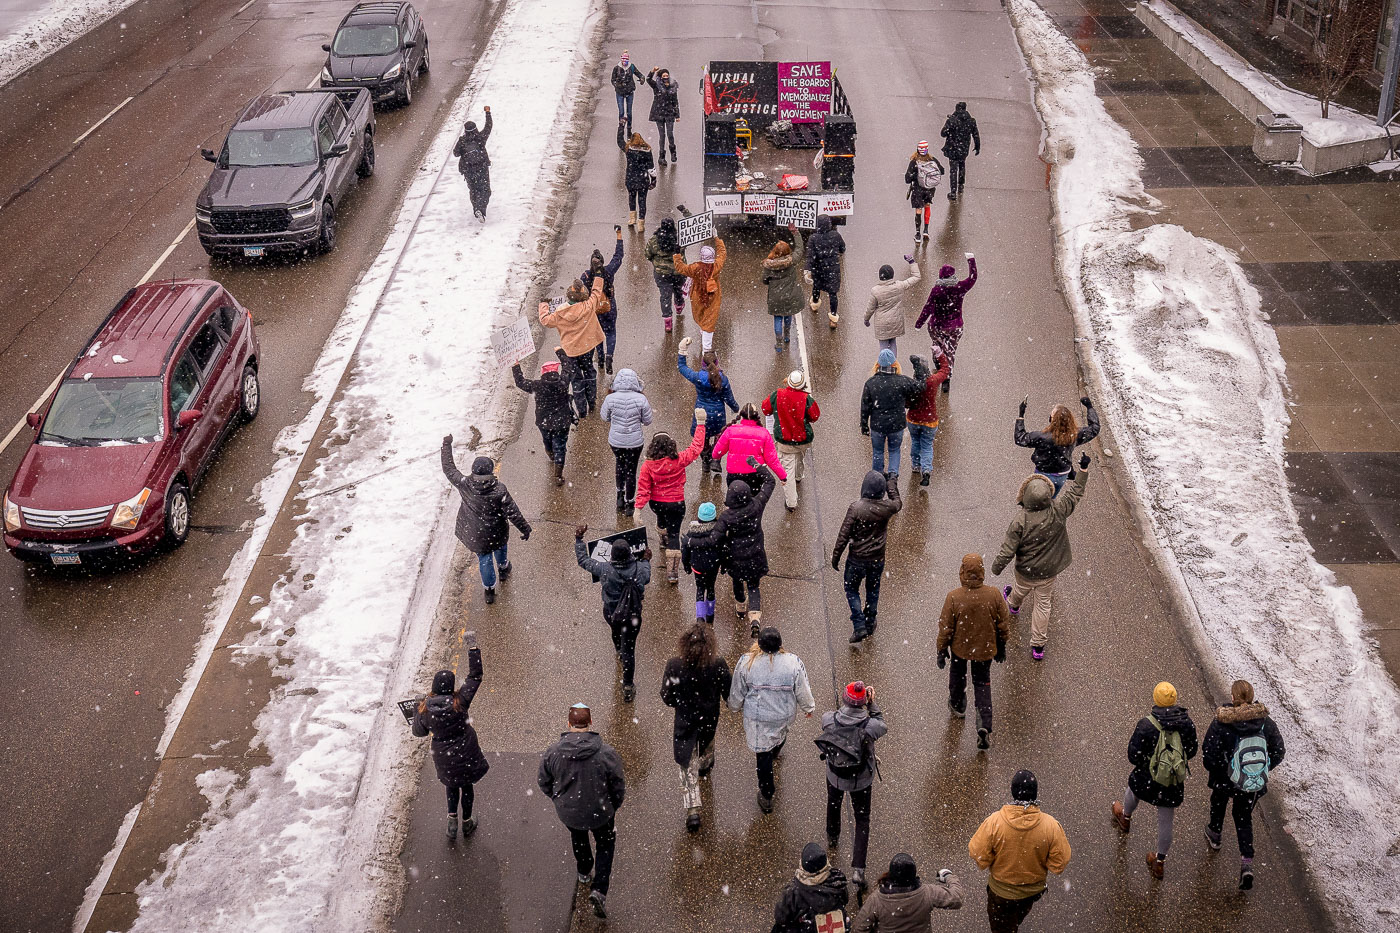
[728,625,816,814]
[645,217,686,333]
[914,253,977,393]
[646,66,680,165]
[673,238,726,353]
[832,470,902,643]
[764,223,807,353]
[452,106,493,222]
[864,254,921,355]
[806,216,846,328]
[817,681,887,894]
[619,132,655,233]
[770,843,850,933]
[512,348,577,486]
[440,438,531,606]
[634,414,707,583]
[762,370,820,511]
[905,141,945,245]
[1111,682,1198,881]
[677,338,740,473]
[540,275,607,416]
[906,349,951,488]
[581,228,625,374]
[940,102,980,201]
[611,50,644,131]
[574,524,652,703]
[661,622,731,832]
[937,554,1011,750]
[412,631,489,841]
[1201,679,1285,891]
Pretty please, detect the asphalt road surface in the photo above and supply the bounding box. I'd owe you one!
[0,0,498,929]
[393,1,1332,932]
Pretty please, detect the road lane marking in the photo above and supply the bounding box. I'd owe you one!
[138,218,196,284]
[234,0,259,14]
[72,96,134,145]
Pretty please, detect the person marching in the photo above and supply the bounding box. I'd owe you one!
[412,631,489,840]
[914,253,977,393]
[851,854,964,932]
[770,843,851,933]
[940,102,980,201]
[764,222,807,353]
[906,349,951,488]
[832,471,903,644]
[680,501,722,624]
[539,275,607,416]
[817,681,887,893]
[762,370,820,511]
[937,553,1011,750]
[661,622,732,832]
[452,106,492,221]
[646,66,680,164]
[512,347,577,486]
[600,367,653,512]
[619,131,655,232]
[574,524,652,703]
[634,413,707,583]
[677,338,740,473]
[806,215,846,328]
[645,217,686,332]
[969,770,1072,933]
[581,228,626,374]
[1111,682,1199,880]
[864,254,921,355]
[728,625,816,814]
[673,239,726,353]
[697,457,779,633]
[611,50,645,131]
[713,403,787,495]
[440,437,531,605]
[538,703,626,919]
[1201,679,1286,891]
[905,141,945,245]
[1015,396,1100,494]
[860,348,922,484]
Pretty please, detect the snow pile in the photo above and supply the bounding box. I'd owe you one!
[0,0,141,87]
[1145,0,1388,148]
[122,0,598,929]
[1010,0,1400,927]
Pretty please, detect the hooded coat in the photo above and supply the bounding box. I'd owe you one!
[864,261,922,339]
[412,647,489,786]
[680,517,722,575]
[678,353,740,429]
[661,654,732,767]
[728,647,817,751]
[904,153,945,208]
[539,275,607,357]
[635,424,706,509]
[1126,705,1199,808]
[623,138,655,192]
[1015,403,1101,475]
[513,363,574,432]
[820,698,887,792]
[452,111,492,179]
[771,865,850,933]
[991,470,1087,581]
[647,71,681,122]
[712,417,786,478]
[940,104,981,160]
[832,471,902,564]
[600,369,653,448]
[645,221,681,276]
[805,216,846,292]
[538,730,626,830]
[696,466,777,579]
[581,239,625,306]
[1202,702,1286,795]
[915,258,977,332]
[575,539,652,621]
[937,554,1011,661]
[441,440,530,554]
[860,366,922,435]
[851,874,965,933]
[763,232,807,316]
[611,61,643,96]
[673,238,726,332]
[969,804,1072,899]
[907,353,952,427]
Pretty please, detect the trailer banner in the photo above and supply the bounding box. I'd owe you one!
[708,62,780,124]
[777,61,832,123]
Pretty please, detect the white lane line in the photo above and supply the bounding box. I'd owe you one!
[71,802,142,933]
[234,0,258,14]
[307,74,321,89]
[138,218,196,285]
[72,96,134,146]
[0,370,63,453]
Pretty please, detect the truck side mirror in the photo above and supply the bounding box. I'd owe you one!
[321,43,331,52]
[200,148,218,163]
[327,143,350,158]
[26,412,41,430]
[403,40,416,49]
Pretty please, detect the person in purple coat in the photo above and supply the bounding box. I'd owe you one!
[915,253,977,393]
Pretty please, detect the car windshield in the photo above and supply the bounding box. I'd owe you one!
[224,128,317,167]
[39,377,162,446]
[332,23,399,56]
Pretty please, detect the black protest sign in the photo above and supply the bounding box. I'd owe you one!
[678,210,716,248]
[397,698,421,724]
[584,527,650,581]
[708,61,780,127]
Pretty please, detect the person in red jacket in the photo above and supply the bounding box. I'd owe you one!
[761,370,820,511]
[634,413,707,583]
[907,348,951,488]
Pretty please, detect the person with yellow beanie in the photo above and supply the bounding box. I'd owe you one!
[1111,681,1198,880]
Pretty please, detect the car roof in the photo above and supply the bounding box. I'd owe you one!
[343,1,407,25]
[72,280,220,381]
[235,92,329,132]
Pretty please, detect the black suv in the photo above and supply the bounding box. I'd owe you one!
[320,2,429,106]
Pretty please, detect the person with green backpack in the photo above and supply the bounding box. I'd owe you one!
[1111,682,1198,880]
[1201,679,1286,891]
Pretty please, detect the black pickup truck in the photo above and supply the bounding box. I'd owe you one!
[196,88,375,258]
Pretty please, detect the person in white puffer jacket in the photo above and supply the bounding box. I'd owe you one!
[727,626,815,814]
[600,368,653,511]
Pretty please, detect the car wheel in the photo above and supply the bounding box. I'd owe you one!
[316,199,336,254]
[239,364,260,421]
[420,42,430,75]
[399,72,413,106]
[356,134,375,178]
[163,482,191,550]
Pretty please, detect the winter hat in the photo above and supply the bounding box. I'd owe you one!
[1231,679,1255,705]
[956,101,967,111]
[566,281,589,303]
[844,681,868,706]
[1153,681,1178,707]
[879,264,894,281]
[916,140,929,155]
[699,245,716,263]
[758,626,782,653]
[567,703,592,728]
[610,538,632,562]
[697,502,717,522]
[464,120,477,132]
[801,842,828,873]
[620,50,630,66]
[471,456,494,475]
[939,264,956,279]
[786,369,807,391]
[877,348,896,369]
[1011,769,1039,802]
[431,669,455,695]
[591,248,605,270]
[889,853,918,887]
[541,361,561,374]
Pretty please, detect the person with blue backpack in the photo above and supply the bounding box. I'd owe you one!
[1201,679,1286,890]
[1110,682,1198,880]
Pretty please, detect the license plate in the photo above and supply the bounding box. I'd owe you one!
[243,246,266,258]
[50,553,80,566]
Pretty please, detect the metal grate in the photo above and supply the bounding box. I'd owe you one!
[20,505,112,530]
[210,208,292,235]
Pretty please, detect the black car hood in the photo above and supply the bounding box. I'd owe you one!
[200,166,321,211]
[327,52,400,82]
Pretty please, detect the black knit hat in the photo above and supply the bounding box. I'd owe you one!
[889,853,918,886]
[758,626,782,653]
[471,456,494,475]
[801,842,827,873]
[879,264,894,281]
[1011,769,1038,802]
[431,670,455,695]
[610,538,632,562]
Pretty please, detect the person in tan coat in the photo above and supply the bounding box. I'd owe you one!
[673,238,725,352]
[539,276,607,415]
[937,554,1010,749]
[969,770,1071,933]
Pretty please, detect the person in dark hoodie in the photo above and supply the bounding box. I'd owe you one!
[512,348,577,486]
[805,215,846,327]
[646,66,680,164]
[575,524,652,703]
[539,703,626,919]
[820,681,887,892]
[644,217,686,332]
[451,106,492,221]
[413,631,489,840]
[661,622,731,832]
[914,253,977,392]
[851,853,964,933]
[441,437,531,605]
[618,131,655,233]
[771,843,850,933]
[939,101,980,201]
[860,348,922,482]
[582,228,626,374]
[611,50,644,131]
[1201,679,1285,891]
[680,501,721,624]
[937,554,1011,750]
[1111,681,1199,881]
[1015,396,1099,494]
[692,460,776,636]
[832,470,903,643]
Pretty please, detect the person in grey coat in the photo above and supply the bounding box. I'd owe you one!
[728,626,816,813]
[441,436,530,605]
[864,256,921,354]
[539,703,626,919]
[821,681,888,891]
[601,368,653,511]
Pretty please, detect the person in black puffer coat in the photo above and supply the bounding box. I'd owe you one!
[661,622,732,831]
[805,215,846,327]
[575,526,652,703]
[617,131,655,231]
[452,107,493,220]
[413,632,490,840]
[513,349,577,485]
[1014,396,1100,494]
[692,461,775,636]
[681,502,722,624]
[1111,682,1198,881]
[441,436,531,605]
[582,229,626,372]
[1201,679,1285,891]
[646,67,680,164]
[939,101,980,201]
[771,843,850,933]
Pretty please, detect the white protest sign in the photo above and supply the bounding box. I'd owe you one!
[678,210,716,248]
[705,193,743,215]
[776,195,819,229]
[491,316,535,368]
[742,193,777,216]
[818,192,855,216]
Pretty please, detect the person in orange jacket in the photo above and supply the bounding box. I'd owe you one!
[969,770,1071,933]
[539,276,607,415]
[673,238,725,352]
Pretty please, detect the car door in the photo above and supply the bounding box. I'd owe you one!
[183,318,234,473]
[167,351,207,481]
[316,111,346,201]
[401,10,419,71]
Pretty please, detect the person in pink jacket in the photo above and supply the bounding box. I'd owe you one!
[711,404,787,494]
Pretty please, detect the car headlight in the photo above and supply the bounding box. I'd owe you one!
[320,66,332,84]
[111,488,151,531]
[195,206,211,223]
[382,63,402,80]
[3,493,19,533]
[289,199,318,220]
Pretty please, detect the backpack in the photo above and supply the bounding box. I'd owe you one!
[813,719,870,780]
[915,158,942,189]
[1229,734,1270,793]
[609,576,644,626]
[1147,716,1189,787]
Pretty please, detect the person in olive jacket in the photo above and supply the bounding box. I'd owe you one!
[413,630,489,841]
[441,436,531,605]
[1201,679,1285,891]
[832,470,902,643]
[937,553,1011,748]
[512,348,577,486]
[452,106,492,221]
[1111,681,1198,881]
[661,621,731,832]
[771,843,850,933]
[646,66,680,164]
[763,223,806,352]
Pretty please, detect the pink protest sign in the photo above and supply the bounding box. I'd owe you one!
[777,61,832,123]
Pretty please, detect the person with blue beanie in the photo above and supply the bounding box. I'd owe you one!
[859,348,921,484]
[680,502,721,624]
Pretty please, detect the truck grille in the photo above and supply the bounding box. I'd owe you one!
[211,208,292,235]
[20,504,111,530]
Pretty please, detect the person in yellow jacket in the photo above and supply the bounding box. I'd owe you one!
[539,276,607,415]
[968,769,1071,933]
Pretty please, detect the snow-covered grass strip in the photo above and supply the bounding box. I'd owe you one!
[1009,0,1400,928]
[123,0,600,929]
[0,0,141,88]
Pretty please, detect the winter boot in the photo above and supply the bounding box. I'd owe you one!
[686,808,701,833]
[622,683,636,703]
[735,597,748,619]
[920,471,931,487]
[948,696,965,718]
[616,489,627,512]
[848,627,867,644]
[589,890,607,918]
[669,147,677,163]
[638,217,645,233]
[977,727,991,750]
[664,314,673,333]
[461,816,477,838]
[498,561,512,581]
[1204,826,1222,850]
[666,548,681,584]
[748,609,762,638]
[628,210,637,228]
[756,791,774,814]
[922,221,930,242]
[604,354,613,375]
[808,295,821,312]
[695,600,708,622]
[1112,801,1132,833]
[553,461,565,486]
[1146,851,1165,880]
[914,214,923,244]
[1031,645,1045,661]
[702,600,715,625]
[1002,585,1019,615]
[483,586,496,605]
[1239,860,1254,890]
[828,311,839,328]
[851,869,867,895]
[948,189,957,201]
[447,812,458,839]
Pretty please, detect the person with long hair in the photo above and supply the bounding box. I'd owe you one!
[618,130,654,231]
[677,337,740,473]
[412,631,489,840]
[763,223,806,353]
[661,622,732,832]
[914,253,977,393]
[646,66,680,164]
[540,276,607,415]
[727,626,815,814]
[673,238,726,352]
[713,402,787,494]
[644,217,686,332]
[1014,396,1099,494]
[907,348,952,488]
[634,413,707,583]
[600,368,653,511]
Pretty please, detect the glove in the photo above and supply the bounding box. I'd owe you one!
[642,547,653,562]
[861,426,870,436]
[936,651,947,669]
[864,319,870,327]
[575,524,588,540]
[695,407,707,424]
[520,528,531,541]
[965,252,974,259]
[555,346,568,360]
[746,455,758,468]
[904,254,915,263]
[938,869,953,884]
[464,630,478,649]
[1080,452,1090,470]
[442,434,453,446]
[932,345,945,359]
[632,508,644,522]
[1081,396,1092,408]
[994,639,1006,664]
[802,270,813,285]
[832,554,841,571]
[1018,400,1027,417]
[678,336,692,353]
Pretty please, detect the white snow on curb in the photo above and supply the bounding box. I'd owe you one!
[0,0,140,88]
[122,0,597,929]
[1010,0,1400,928]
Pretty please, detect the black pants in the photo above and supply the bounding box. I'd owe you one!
[609,613,640,687]
[650,500,686,548]
[693,568,717,602]
[731,574,761,612]
[654,271,685,319]
[655,119,676,158]
[948,157,966,192]
[725,471,763,495]
[949,656,993,731]
[842,558,883,632]
[446,782,474,818]
[595,309,617,363]
[755,739,785,799]
[567,350,598,413]
[986,887,1040,933]
[812,285,839,317]
[627,186,649,220]
[612,445,642,503]
[825,782,873,871]
[463,168,491,216]
[1208,786,1259,858]
[569,819,617,895]
[538,426,568,465]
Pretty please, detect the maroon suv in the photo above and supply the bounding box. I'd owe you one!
[3,280,261,565]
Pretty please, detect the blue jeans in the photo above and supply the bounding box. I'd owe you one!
[772,315,792,345]
[870,428,904,475]
[477,545,508,587]
[1039,470,1069,494]
[615,92,633,125]
[843,558,883,631]
[908,423,938,473]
